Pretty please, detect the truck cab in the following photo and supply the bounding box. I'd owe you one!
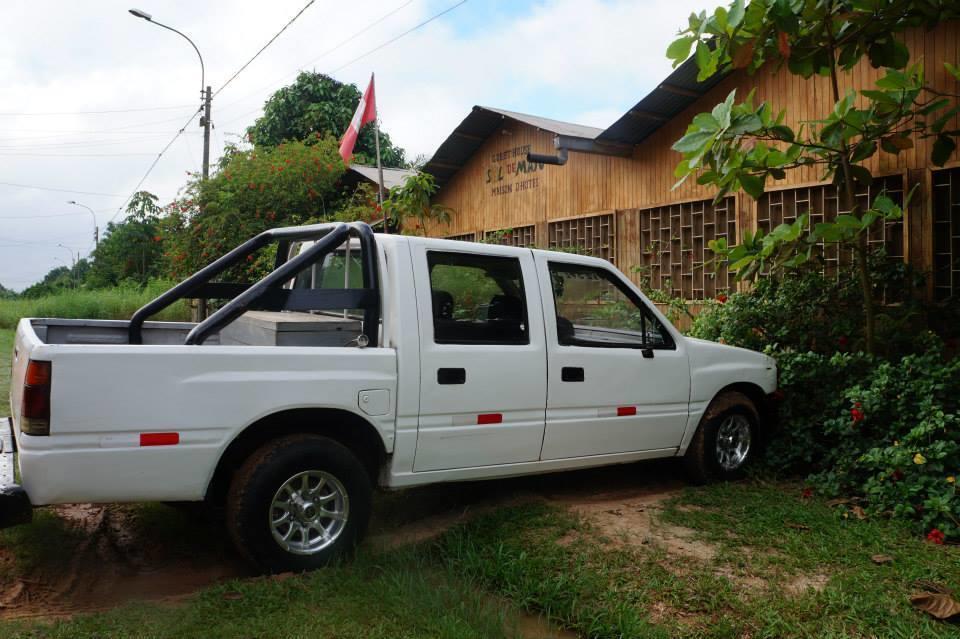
[4,222,777,572]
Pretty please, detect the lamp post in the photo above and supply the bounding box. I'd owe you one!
[56,244,76,288]
[128,8,211,180]
[67,200,98,249]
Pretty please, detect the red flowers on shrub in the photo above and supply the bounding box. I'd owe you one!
[926,528,945,545]
[838,335,849,348]
[891,469,904,482]
[716,294,728,304]
[850,402,864,425]
[801,487,813,499]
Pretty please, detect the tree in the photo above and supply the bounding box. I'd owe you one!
[0,282,15,298]
[383,172,451,235]
[87,191,164,287]
[20,260,91,298]
[669,0,960,354]
[162,137,346,280]
[247,72,406,168]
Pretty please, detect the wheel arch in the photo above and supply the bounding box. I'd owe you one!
[705,382,775,438]
[206,407,388,506]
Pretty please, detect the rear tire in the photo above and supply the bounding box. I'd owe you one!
[226,434,372,573]
[683,391,759,484]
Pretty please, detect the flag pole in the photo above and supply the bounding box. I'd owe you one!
[372,73,387,233]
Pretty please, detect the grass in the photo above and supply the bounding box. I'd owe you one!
[0,281,190,330]
[0,482,956,637]
[436,486,960,639]
[0,549,526,639]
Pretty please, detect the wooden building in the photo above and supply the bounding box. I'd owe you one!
[424,20,960,303]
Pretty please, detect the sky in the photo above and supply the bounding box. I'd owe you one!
[0,0,709,291]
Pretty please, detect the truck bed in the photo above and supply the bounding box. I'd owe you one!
[30,318,218,346]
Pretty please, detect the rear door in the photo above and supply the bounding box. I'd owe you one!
[411,241,546,471]
[534,254,690,459]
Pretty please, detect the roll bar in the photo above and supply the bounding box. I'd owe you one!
[128,222,380,346]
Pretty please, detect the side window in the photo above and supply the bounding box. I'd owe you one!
[548,262,673,349]
[427,251,529,345]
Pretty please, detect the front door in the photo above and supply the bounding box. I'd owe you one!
[535,254,690,459]
[412,241,547,472]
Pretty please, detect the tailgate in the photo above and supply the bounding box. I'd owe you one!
[9,319,42,432]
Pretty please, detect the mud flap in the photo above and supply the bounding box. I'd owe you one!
[0,418,32,529]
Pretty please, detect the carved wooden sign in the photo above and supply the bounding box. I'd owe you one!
[486,144,544,197]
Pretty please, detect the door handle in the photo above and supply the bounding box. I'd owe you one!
[437,368,466,384]
[561,366,585,382]
[641,348,654,359]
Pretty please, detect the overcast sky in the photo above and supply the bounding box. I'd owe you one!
[0,0,708,291]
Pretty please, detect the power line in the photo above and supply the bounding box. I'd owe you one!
[218,0,467,128]
[330,0,467,74]
[0,210,109,220]
[0,151,156,158]
[0,104,195,116]
[110,106,203,223]
[215,0,414,111]
[212,0,317,99]
[0,181,124,198]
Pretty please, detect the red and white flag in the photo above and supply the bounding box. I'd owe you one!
[338,74,377,163]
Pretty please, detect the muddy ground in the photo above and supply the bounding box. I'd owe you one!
[0,459,689,625]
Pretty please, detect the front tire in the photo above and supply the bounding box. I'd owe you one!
[683,391,759,484]
[226,434,372,573]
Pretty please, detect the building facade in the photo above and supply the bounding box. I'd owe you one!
[425,21,960,304]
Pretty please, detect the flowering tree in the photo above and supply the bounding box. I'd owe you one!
[161,137,345,280]
[668,0,960,353]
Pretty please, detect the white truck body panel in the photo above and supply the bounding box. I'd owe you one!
[8,233,777,506]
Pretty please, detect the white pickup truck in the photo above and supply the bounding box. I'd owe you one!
[3,221,777,572]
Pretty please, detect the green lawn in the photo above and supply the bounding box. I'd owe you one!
[438,486,960,639]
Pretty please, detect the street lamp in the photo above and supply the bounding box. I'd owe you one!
[67,200,98,249]
[128,8,212,179]
[56,244,76,288]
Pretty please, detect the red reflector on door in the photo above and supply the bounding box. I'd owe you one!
[140,432,180,447]
[617,406,637,416]
[477,413,502,425]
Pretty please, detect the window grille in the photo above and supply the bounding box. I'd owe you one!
[484,225,536,247]
[444,232,479,242]
[638,197,735,299]
[756,175,905,279]
[933,167,960,302]
[547,213,616,263]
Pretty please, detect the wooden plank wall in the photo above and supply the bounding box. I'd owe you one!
[432,21,960,293]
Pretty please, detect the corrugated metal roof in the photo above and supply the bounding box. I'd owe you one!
[597,56,730,145]
[423,106,601,188]
[348,164,416,190]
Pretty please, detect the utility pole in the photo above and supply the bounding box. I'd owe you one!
[201,85,212,179]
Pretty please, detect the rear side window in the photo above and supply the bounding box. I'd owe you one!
[427,251,529,345]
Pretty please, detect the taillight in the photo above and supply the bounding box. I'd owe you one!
[21,360,51,436]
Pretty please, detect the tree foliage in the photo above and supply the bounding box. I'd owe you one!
[668,0,960,353]
[383,172,451,235]
[86,191,164,288]
[247,72,406,168]
[162,137,346,280]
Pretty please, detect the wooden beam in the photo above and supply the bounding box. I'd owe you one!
[451,131,485,142]
[425,160,461,170]
[658,83,701,98]
[627,109,669,122]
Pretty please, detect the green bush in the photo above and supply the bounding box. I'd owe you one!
[811,350,960,539]
[689,259,957,539]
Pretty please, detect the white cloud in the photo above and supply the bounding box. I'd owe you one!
[0,0,706,290]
